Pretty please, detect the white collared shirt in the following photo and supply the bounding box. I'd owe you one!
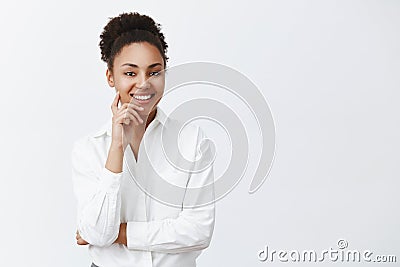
[71,107,216,267]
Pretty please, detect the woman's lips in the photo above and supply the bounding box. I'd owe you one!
[130,93,155,104]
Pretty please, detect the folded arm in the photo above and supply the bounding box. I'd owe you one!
[71,139,122,247]
[126,129,216,253]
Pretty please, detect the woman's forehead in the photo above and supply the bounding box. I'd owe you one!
[115,42,164,68]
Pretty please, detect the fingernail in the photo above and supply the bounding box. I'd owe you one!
[140,107,144,110]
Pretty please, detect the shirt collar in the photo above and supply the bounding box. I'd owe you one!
[92,106,168,138]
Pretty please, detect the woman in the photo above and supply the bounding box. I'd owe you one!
[71,12,215,267]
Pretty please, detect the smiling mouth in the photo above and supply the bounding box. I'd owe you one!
[130,93,155,101]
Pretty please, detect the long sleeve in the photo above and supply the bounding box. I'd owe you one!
[71,138,122,247]
[126,128,216,253]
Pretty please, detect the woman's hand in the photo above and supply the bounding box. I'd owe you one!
[105,92,144,173]
[113,223,127,246]
[76,230,89,245]
[111,92,144,149]
[75,223,127,246]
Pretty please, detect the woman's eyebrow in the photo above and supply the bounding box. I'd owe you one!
[120,62,162,68]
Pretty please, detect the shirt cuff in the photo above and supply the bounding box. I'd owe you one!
[99,166,123,191]
[126,221,149,250]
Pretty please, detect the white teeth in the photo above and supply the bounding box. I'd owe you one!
[134,94,153,100]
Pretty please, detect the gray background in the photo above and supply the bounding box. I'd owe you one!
[0,0,398,266]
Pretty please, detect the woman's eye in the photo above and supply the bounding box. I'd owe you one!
[125,72,135,76]
[150,71,160,76]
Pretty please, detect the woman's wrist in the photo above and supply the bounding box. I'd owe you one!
[110,140,124,150]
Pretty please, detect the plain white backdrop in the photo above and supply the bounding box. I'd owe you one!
[0,0,399,266]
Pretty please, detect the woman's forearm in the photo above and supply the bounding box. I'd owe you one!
[105,142,124,173]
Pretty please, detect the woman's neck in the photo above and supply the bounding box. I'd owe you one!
[145,107,157,130]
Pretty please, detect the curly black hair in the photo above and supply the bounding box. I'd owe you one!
[99,12,169,71]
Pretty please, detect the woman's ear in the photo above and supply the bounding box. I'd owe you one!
[106,69,114,87]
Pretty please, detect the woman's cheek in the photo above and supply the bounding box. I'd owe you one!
[151,77,165,93]
[117,79,134,92]
[113,82,131,103]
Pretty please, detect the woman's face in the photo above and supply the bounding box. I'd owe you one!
[106,42,165,115]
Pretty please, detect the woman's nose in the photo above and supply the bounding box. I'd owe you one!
[136,73,150,89]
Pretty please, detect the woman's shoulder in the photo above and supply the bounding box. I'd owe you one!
[72,119,112,155]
